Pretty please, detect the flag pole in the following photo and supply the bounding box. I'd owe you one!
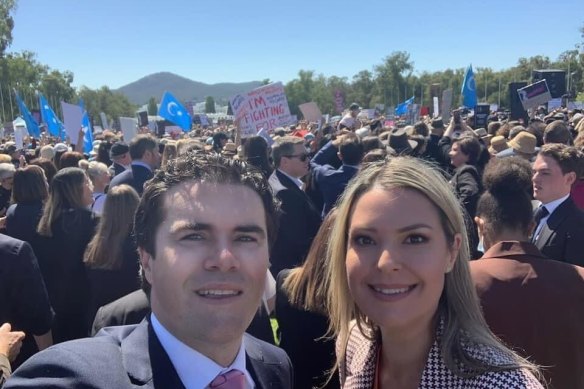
[0,83,5,122]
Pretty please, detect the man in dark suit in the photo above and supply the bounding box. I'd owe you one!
[108,142,131,177]
[6,153,293,388]
[109,135,160,196]
[268,136,321,277]
[531,144,584,266]
[0,234,53,368]
[310,133,363,216]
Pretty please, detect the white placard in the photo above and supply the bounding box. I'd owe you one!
[547,98,562,110]
[119,117,138,142]
[441,89,453,123]
[14,127,24,150]
[433,97,440,118]
[61,102,83,144]
[299,102,323,123]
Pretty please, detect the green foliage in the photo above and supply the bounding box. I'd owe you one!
[0,0,17,57]
[205,96,216,113]
[147,96,158,115]
[77,86,136,129]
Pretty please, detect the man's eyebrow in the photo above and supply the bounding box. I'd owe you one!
[234,225,266,236]
[169,222,212,234]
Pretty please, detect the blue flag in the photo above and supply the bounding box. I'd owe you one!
[461,64,477,108]
[158,91,192,131]
[39,93,64,138]
[395,96,414,116]
[79,103,93,154]
[14,90,41,138]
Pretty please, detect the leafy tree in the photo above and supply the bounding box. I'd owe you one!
[0,0,17,57]
[147,96,158,115]
[77,86,136,129]
[205,96,216,113]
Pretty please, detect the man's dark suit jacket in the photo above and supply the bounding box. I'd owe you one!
[268,170,321,277]
[0,234,53,368]
[470,241,584,389]
[6,319,293,388]
[109,163,153,196]
[310,141,359,217]
[109,162,127,177]
[532,196,584,266]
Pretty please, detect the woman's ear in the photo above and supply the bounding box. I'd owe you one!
[447,233,463,273]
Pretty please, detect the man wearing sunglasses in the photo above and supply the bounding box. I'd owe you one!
[268,136,322,277]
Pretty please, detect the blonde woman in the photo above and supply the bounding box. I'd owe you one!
[325,157,542,388]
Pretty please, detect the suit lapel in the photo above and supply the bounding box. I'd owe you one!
[122,319,185,388]
[535,198,572,249]
[276,170,319,214]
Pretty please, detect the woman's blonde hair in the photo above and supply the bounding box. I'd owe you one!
[325,157,539,378]
[161,141,178,168]
[84,184,140,269]
[37,167,88,237]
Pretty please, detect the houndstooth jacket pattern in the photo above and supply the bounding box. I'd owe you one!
[337,322,543,389]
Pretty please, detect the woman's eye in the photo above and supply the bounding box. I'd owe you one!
[404,235,427,244]
[353,235,375,246]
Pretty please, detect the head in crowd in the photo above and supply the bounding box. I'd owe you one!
[361,136,383,153]
[543,120,572,145]
[59,151,85,170]
[160,140,178,169]
[40,145,55,160]
[110,142,131,168]
[349,103,360,118]
[96,140,113,166]
[133,153,279,360]
[11,165,49,205]
[449,135,481,168]
[53,143,69,169]
[0,154,11,163]
[361,148,388,164]
[475,157,534,250]
[37,167,93,237]
[129,134,160,169]
[533,144,583,204]
[411,121,430,137]
[325,156,536,377]
[526,122,545,146]
[212,132,229,152]
[271,136,308,178]
[176,138,204,155]
[78,159,89,171]
[242,135,273,178]
[0,163,15,190]
[487,121,502,136]
[283,209,337,314]
[507,132,538,161]
[86,161,111,193]
[84,184,140,270]
[337,133,364,166]
[29,158,58,186]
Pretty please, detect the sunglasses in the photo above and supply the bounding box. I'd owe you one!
[284,153,309,162]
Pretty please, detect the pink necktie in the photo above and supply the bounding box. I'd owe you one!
[209,369,246,389]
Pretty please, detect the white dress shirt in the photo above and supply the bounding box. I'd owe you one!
[277,169,303,189]
[150,313,254,389]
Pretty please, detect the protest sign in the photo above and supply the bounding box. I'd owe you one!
[119,117,138,142]
[61,101,83,144]
[490,104,498,112]
[14,126,24,150]
[517,80,552,110]
[547,98,562,110]
[433,97,439,118]
[100,112,109,129]
[230,82,293,138]
[299,102,322,123]
[568,102,584,110]
[441,89,453,123]
[334,89,345,113]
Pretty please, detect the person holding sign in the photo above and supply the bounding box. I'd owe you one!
[337,103,362,131]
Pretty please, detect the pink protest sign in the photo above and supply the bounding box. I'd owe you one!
[230,82,294,137]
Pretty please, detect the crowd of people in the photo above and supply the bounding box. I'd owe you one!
[0,103,583,388]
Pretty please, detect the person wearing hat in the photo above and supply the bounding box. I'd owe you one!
[109,142,131,177]
[488,135,509,156]
[0,163,16,217]
[385,127,418,156]
[337,103,361,131]
[496,132,538,162]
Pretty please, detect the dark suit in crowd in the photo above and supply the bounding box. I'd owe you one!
[470,241,584,389]
[268,170,321,277]
[0,234,53,368]
[532,197,584,266]
[109,163,153,196]
[5,319,292,389]
[109,162,127,177]
[310,140,359,217]
[4,202,43,244]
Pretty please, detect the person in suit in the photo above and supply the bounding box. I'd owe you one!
[268,136,321,277]
[108,142,131,177]
[109,135,160,196]
[471,156,584,389]
[531,143,584,266]
[6,153,293,389]
[310,133,363,217]
[0,234,53,369]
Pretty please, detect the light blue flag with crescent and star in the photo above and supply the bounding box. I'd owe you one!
[14,90,41,138]
[79,100,93,154]
[39,93,64,138]
[461,64,477,108]
[158,91,192,131]
[395,96,414,116]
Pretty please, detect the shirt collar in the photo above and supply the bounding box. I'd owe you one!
[150,313,254,389]
[277,169,303,189]
[541,193,570,215]
[131,160,152,171]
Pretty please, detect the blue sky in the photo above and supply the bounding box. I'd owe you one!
[10,0,583,89]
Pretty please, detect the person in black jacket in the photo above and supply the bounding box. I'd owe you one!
[33,167,98,343]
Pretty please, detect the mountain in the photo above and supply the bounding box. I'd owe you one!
[115,72,263,105]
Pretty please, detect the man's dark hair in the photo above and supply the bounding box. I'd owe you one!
[134,152,280,296]
[271,136,304,168]
[129,134,158,160]
[543,120,572,145]
[338,134,364,165]
[454,135,481,165]
[538,143,584,177]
